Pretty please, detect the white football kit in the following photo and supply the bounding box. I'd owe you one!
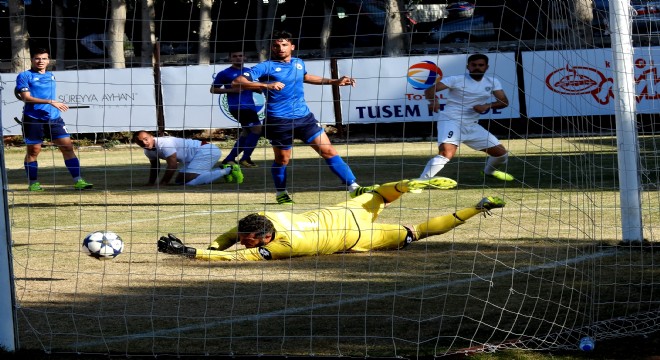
[437,74,502,150]
[144,137,221,175]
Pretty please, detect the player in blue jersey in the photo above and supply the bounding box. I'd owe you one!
[211,50,262,168]
[15,48,93,192]
[232,30,375,205]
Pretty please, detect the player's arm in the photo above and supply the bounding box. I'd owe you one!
[208,226,240,250]
[425,81,449,113]
[473,89,509,113]
[233,75,284,91]
[16,81,69,111]
[158,153,178,185]
[303,73,356,87]
[147,158,159,185]
[199,238,293,261]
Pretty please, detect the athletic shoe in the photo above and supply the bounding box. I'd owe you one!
[27,182,44,192]
[276,192,295,205]
[239,159,258,168]
[407,177,458,193]
[73,179,93,190]
[222,164,234,183]
[349,184,380,198]
[221,159,237,166]
[157,233,196,257]
[483,170,515,181]
[476,196,506,216]
[230,164,244,184]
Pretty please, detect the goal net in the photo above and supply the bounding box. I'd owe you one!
[0,0,659,357]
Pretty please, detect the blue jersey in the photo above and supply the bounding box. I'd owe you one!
[212,66,257,111]
[247,57,310,119]
[16,69,61,121]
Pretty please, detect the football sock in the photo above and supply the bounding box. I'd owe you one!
[271,162,287,192]
[24,161,38,183]
[64,157,81,179]
[240,132,260,160]
[484,153,508,175]
[185,167,230,186]
[419,155,449,179]
[225,138,243,163]
[372,180,407,203]
[412,207,480,240]
[325,155,356,185]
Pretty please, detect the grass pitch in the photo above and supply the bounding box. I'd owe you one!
[3,137,659,357]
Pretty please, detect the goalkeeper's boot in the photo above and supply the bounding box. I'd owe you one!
[476,196,506,216]
[407,177,457,193]
[28,182,44,192]
[230,164,244,184]
[276,192,295,205]
[349,184,380,198]
[222,164,235,183]
[483,170,515,181]
[157,233,197,257]
[73,178,93,190]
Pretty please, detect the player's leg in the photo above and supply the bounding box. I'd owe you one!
[22,116,44,191]
[418,119,461,181]
[264,118,296,204]
[410,196,506,240]
[301,117,376,197]
[237,110,262,167]
[183,144,239,185]
[222,109,243,165]
[350,224,414,252]
[50,119,93,190]
[371,178,458,204]
[467,126,514,181]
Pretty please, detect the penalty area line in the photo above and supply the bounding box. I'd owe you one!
[71,249,616,348]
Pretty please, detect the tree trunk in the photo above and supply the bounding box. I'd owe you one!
[141,0,156,67]
[198,0,213,64]
[384,0,407,56]
[320,0,333,58]
[255,1,278,61]
[571,0,594,48]
[54,1,66,70]
[109,0,127,68]
[8,0,30,73]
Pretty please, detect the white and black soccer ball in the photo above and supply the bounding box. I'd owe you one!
[82,231,124,260]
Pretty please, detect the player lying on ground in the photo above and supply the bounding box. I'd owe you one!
[157,177,505,261]
[132,130,243,186]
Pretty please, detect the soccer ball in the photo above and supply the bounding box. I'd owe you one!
[82,231,124,260]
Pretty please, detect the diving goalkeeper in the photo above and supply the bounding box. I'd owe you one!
[157,177,505,261]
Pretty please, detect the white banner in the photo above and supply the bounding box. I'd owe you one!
[1,68,156,135]
[160,60,337,130]
[337,53,520,124]
[523,47,660,117]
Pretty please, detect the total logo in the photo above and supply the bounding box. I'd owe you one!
[407,61,443,90]
[218,93,266,123]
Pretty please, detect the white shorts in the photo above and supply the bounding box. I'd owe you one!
[181,144,222,174]
[437,119,500,151]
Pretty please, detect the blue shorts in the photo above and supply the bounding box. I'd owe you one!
[21,115,71,145]
[229,108,261,128]
[264,113,323,149]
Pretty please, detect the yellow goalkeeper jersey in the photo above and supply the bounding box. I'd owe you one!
[197,193,410,261]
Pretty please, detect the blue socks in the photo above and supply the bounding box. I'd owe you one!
[64,157,81,179]
[24,161,38,183]
[271,162,287,192]
[325,155,356,185]
[240,132,260,160]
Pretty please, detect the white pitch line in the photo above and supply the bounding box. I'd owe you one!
[71,249,616,348]
[9,209,238,234]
